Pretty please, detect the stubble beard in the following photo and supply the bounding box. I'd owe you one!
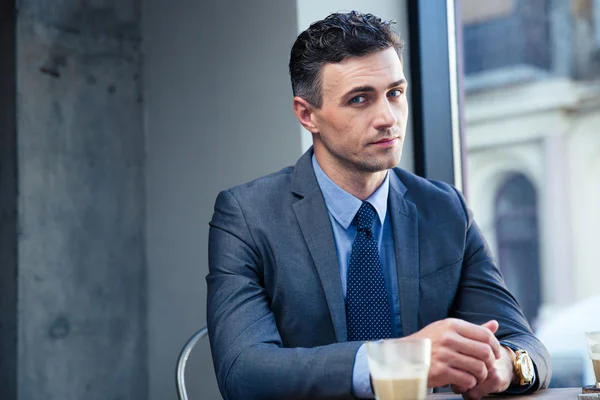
[314,132,404,175]
[338,144,403,175]
[356,151,401,173]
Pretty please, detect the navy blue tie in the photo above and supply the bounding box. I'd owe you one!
[346,202,392,341]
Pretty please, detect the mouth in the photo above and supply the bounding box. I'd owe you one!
[370,137,399,147]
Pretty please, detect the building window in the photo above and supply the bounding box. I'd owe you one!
[494,173,541,326]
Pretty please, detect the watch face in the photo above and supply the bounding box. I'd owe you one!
[520,354,534,380]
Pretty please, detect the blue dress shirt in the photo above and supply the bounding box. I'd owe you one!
[312,156,400,398]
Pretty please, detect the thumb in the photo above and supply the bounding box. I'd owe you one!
[481,320,499,334]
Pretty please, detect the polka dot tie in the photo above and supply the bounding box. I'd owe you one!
[346,202,392,342]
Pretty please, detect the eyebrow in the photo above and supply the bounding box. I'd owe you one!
[343,79,407,98]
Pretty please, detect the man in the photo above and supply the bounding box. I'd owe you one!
[207,11,551,400]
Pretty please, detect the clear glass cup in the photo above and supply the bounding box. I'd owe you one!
[366,338,431,400]
[585,331,600,388]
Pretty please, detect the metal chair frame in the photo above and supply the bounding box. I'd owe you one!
[176,326,209,400]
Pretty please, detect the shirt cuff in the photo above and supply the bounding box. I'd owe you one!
[499,341,537,394]
[352,344,375,399]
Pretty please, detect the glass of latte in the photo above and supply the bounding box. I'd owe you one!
[586,331,600,389]
[366,338,431,400]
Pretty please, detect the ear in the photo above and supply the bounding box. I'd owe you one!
[293,97,319,134]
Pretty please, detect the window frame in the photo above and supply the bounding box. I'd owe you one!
[407,0,466,194]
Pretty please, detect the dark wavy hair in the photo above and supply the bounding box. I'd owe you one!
[289,11,404,108]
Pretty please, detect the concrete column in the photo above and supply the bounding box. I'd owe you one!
[1,1,147,399]
[541,133,574,308]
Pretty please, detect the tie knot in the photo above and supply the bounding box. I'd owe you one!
[354,202,376,231]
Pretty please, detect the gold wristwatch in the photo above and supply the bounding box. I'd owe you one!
[512,349,534,386]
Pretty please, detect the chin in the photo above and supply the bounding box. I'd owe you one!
[357,157,400,173]
[373,152,402,170]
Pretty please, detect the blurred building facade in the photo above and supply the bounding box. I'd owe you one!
[461,0,600,386]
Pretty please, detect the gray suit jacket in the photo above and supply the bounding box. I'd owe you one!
[207,148,551,400]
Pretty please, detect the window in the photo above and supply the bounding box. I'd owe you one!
[460,0,600,388]
[495,173,541,327]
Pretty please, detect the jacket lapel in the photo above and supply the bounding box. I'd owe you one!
[389,171,420,336]
[291,149,347,342]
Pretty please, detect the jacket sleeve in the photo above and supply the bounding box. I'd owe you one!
[206,189,362,400]
[449,186,552,391]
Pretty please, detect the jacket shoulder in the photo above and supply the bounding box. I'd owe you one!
[216,166,296,206]
[393,168,468,220]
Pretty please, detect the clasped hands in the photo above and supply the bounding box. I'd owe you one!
[408,318,515,400]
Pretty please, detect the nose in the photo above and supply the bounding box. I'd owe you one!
[373,98,398,131]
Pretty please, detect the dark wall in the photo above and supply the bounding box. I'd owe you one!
[0,2,17,399]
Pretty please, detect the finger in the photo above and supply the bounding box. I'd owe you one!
[480,320,502,359]
[463,390,484,400]
[444,367,477,390]
[463,382,490,400]
[463,370,503,400]
[463,384,489,400]
[451,384,468,394]
[480,320,498,334]
[444,350,489,384]
[439,332,496,370]
[451,319,502,359]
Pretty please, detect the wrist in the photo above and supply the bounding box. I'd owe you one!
[502,345,519,386]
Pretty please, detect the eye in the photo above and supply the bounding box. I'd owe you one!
[349,95,366,104]
[388,89,404,98]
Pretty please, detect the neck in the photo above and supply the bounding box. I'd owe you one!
[315,154,387,201]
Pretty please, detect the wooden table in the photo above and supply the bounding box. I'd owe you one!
[429,388,584,399]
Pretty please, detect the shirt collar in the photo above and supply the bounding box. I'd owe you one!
[312,155,389,229]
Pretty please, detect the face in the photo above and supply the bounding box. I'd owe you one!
[303,47,409,175]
